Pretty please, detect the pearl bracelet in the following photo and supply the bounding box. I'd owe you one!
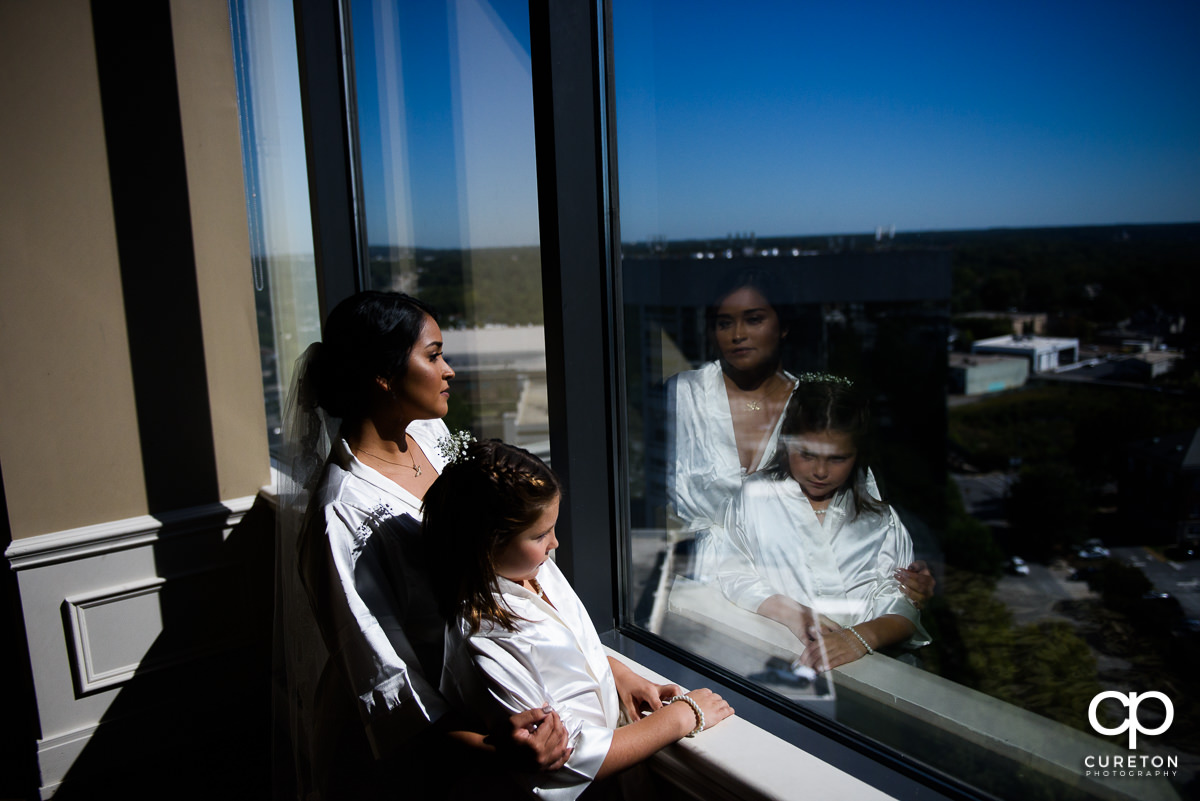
[844,625,874,655]
[666,695,705,737]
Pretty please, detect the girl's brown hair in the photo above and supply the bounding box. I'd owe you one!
[764,378,885,518]
[424,439,561,633]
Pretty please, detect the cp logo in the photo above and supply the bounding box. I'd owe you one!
[1088,691,1173,749]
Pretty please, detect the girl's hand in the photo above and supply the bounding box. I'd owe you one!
[682,688,734,732]
[497,707,572,772]
[798,615,914,671]
[757,595,824,645]
[610,657,682,721]
[814,613,841,635]
[797,627,870,671]
[896,560,935,608]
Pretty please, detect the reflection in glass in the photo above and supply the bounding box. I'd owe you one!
[626,255,948,713]
[609,2,1200,797]
[229,0,321,454]
[667,269,798,583]
[717,379,931,674]
[349,0,547,450]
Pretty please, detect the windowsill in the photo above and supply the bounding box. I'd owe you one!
[642,576,1181,801]
[607,649,894,801]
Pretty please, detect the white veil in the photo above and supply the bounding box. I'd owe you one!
[272,343,338,801]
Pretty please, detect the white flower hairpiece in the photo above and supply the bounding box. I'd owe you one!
[437,430,476,465]
[796,372,854,387]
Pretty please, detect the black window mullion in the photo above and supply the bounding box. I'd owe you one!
[293,0,366,324]
[529,0,621,631]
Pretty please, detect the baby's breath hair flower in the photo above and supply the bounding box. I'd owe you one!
[796,372,854,387]
[437,430,476,465]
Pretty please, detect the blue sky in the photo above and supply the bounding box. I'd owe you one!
[614,0,1200,242]
[345,0,1200,248]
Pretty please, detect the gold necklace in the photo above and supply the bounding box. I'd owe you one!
[354,436,422,476]
[736,373,786,413]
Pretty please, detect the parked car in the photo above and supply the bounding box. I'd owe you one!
[1166,544,1199,561]
[1006,556,1031,576]
[1077,538,1111,560]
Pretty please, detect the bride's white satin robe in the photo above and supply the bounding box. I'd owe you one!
[667,360,795,579]
[293,420,451,769]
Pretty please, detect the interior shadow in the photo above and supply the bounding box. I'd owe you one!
[1,464,41,801]
[52,496,275,801]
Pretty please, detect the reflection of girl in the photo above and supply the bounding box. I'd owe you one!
[433,440,734,800]
[667,270,797,579]
[278,292,567,800]
[717,377,931,670]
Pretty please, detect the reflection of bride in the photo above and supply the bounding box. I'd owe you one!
[667,270,796,581]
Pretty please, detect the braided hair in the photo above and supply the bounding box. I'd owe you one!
[763,377,885,518]
[423,439,561,633]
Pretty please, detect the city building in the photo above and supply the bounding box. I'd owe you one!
[948,352,1029,396]
[972,333,1080,373]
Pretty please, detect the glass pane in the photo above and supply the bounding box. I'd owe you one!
[229,0,321,455]
[349,0,546,451]
[614,2,1200,799]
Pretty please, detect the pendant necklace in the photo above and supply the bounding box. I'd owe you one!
[354,435,422,477]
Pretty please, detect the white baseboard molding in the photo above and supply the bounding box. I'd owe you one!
[34,724,99,799]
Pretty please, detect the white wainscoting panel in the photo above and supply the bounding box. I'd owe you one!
[5,496,259,798]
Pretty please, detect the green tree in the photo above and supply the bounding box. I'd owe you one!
[1085,560,1152,614]
[1006,464,1088,559]
[941,482,1003,577]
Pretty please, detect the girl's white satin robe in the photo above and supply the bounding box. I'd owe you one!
[717,471,930,647]
[441,559,620,801]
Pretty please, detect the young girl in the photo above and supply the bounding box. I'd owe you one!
[427,439,734,799]
[716,376,930,671]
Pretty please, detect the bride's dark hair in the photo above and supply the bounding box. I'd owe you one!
[310,291,438,422]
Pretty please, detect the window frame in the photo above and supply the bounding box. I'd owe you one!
[291,1,974,797]
[293,0,367,318]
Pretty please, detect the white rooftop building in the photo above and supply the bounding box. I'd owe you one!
[971,334,1079,373]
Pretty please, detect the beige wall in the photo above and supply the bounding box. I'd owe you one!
[171,0,271,501]
[0,0,268,539]
[0,0,147,537]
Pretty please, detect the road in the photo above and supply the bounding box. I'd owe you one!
[994,560,1092,626]
[1113,546,1200,621]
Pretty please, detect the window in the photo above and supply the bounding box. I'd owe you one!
[238,0,1200,797]
[229,0,321,454]
[611,2,1200,799]
[232,0,547,453]
[349,0,548,447]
